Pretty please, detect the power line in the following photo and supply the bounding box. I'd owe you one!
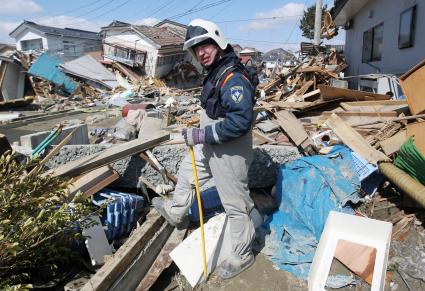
[144,0,177,19]
[215,15,304,23]
[228,37,300,45]
[168,0,232,20]
[57,0,135,26]
[209,0,234,20]
[67,0,115,20]
[171,0,207,21]
[53,0,106,16]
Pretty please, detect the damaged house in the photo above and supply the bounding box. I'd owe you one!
[332,0,425,91]
[9,21,102,58]
[101,21,192,78]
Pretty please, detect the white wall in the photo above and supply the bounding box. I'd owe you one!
[14,27,100,57]
[344,0,425,81]
[15,28,47,51]
[46,35,101,57]
[103,31,159,77]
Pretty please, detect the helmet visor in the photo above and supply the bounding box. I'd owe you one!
[185,25,209,41]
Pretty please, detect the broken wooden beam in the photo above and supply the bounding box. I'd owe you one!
[319,85,391,102]
[274,110,315,154]
[326,113,390,165]
[68,166,120,199]
[135,225,188,291]
[48,132,169,177]
[81,209,165,291]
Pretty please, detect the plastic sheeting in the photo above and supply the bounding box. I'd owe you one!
[28,53,78,94]
[262,145,361,280]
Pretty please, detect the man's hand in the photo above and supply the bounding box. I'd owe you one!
[182,128,205,146]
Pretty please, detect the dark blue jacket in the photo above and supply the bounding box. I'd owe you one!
[204,71,254,144]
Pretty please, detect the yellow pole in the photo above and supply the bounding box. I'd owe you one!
[189,145,208,279]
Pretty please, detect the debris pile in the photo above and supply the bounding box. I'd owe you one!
[1,40,425,291]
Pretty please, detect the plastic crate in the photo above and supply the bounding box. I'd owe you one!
[93,189,144,241]
[189,187,224,222]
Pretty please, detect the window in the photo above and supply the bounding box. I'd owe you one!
[157,53,185,66]
[399,5,416,49]
[21,38,43,51]
[362,23,384,63]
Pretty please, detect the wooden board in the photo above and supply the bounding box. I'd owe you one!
[81,209,164,291]
[326,113,390,165]
[274,110,313,149]
[319,111,397,126]
[68,166,120,199]
[379,130,407,156]
[269,101,313,110]
[319,85,390,102]
[135,226,187,291]
[400,59,425,115]
[110,222,174,291]
[407,121,425,155]
[335,239,377,284]
[49,132,169,177]
[340,100,409,114]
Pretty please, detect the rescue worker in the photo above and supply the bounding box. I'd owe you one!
[152,19,256,279]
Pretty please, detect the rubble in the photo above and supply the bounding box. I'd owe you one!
[1,22,425,291]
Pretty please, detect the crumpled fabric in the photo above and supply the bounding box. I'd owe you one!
[125,109,147,133]
[261,145,361,280]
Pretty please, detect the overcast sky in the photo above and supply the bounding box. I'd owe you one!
[0,0,345,52]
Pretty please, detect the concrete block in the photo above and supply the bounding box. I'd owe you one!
[308,211,392,291]
[20,124,89,149]
[81,215,113,266]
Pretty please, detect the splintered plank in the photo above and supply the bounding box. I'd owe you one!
[335,239,377,284]
[319,85,390,102]
[81,209,165,291]
[274,110,313,149]
[379,130,407,156]
[49,132,169,177]
[407,121,425,155]
[135,226,188,291]
[68,166,120,199]
[326,113,390,165]
[400,59,425,115]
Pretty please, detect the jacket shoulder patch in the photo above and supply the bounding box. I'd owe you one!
[230,86,244,103]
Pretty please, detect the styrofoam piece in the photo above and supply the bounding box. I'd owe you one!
[170,213,231,287]
[308,211,392,291]
[81,215,113,266]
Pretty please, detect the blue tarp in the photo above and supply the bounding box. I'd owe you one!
[262,145,361,279]
[28,53,78,94]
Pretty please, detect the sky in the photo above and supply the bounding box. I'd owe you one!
[0,0,345,53]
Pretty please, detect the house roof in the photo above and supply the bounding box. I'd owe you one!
[332,0,370,26]
[132,25,184,47]
[101,20,131,31]
[9,20,101,40]
[154,19,187,29]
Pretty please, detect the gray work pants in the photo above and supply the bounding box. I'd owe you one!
[164,111,255,258]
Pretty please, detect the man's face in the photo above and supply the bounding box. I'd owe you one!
[194,43,219,67]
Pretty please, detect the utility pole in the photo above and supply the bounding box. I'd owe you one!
[314,0,323,45]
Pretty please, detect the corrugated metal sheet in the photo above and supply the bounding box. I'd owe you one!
[28,53,78,94]
[61,55,118,90]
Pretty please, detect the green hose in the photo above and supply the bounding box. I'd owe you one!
[394,137,425,185]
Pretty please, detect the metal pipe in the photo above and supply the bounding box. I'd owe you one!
[379,162,425,208]
[314,0,324,45]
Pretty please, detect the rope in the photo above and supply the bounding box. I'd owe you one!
[394,137,425,185]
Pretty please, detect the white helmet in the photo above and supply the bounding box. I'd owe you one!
[183,19,229,55]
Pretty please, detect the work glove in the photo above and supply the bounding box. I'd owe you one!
[155,184,174,195]
[182,127,205,146]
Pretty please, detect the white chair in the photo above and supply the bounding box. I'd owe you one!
[308,211,392,291]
